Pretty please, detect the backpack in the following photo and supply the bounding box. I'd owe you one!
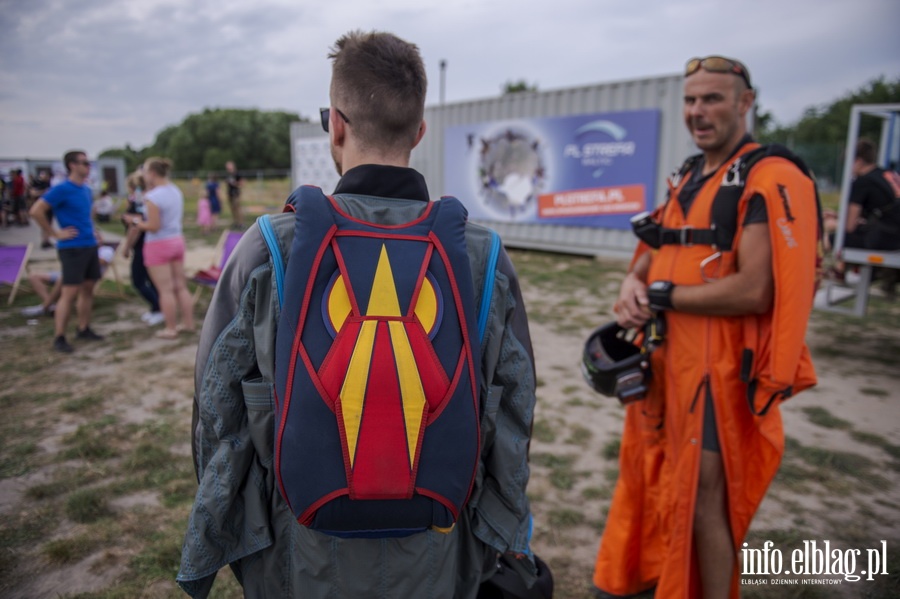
[259,186,502,538]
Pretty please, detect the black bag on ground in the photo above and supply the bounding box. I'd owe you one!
[477,553,554,599]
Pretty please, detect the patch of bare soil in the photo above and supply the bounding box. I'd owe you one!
[520,262,900,598]
[2,246,898,598]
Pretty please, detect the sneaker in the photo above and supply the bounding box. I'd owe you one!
[54,335,74,353]
[20,305,45,317]
[145,312,165,326]
[75,327,104,341]
[41,240,54,249]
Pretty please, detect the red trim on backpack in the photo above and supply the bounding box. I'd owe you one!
[415,487,459,520]
[334,229,431,243]
[299,488,350,526]
[331,238,361,317]
[406,244,433,317]
[328,195,435,229]
[275,224,338,509]
[428,230,481,503]
[427,352,466,424]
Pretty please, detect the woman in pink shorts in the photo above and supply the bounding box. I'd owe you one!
[130,157,195,339]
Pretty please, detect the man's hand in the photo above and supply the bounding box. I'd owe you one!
[614,271,653,329]
[55,226,78,240]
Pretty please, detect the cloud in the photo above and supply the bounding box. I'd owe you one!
[0,0,897,158]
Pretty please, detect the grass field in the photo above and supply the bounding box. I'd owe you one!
[2,181,899,598]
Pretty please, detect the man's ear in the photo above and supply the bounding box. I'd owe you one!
[331,109,346,147]
[412,121,427,149]
[739,88,756,118]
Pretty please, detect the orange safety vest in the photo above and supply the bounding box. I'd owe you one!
[593,142,819,598]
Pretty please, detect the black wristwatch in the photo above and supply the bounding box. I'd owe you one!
[647,280,676,311]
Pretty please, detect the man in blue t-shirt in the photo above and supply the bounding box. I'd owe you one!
[29,150,105,353]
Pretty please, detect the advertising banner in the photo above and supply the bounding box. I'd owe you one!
[293,136,340,194]
[443,109,660,229]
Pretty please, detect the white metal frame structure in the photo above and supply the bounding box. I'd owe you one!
[819,103,900,317]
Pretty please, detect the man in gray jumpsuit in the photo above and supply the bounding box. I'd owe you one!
[177,30,539,598]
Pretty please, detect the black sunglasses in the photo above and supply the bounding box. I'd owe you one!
[685,56,752,90]
[320,107,351,133]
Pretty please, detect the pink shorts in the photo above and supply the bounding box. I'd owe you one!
[143,235,186,267]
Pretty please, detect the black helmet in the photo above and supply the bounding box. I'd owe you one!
[581,321,655,404]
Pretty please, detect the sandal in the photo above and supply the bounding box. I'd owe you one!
[156,328,179,340]
[176,324,196,334]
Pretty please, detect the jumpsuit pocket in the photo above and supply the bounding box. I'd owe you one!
[242,377,276,466]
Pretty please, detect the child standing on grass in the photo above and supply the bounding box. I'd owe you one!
[197,188,212,235]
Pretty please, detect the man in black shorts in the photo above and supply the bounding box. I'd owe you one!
[30,150,105,353]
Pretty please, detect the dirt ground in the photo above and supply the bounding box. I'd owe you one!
[1,236,899,598]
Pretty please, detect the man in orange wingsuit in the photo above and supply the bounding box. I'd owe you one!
[593,56,819,598]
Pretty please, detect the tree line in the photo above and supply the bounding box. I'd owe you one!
[100,108,307,174]
[100,77,900,183]
[758,76,900,187]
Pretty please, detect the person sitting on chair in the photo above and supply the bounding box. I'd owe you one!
[21,245,115,317]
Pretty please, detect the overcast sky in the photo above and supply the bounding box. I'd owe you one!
[1,0,898,160]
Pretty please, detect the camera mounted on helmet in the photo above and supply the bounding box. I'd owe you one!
[581,316,665,405]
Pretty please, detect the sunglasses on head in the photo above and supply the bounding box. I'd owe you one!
[685,56,752,90]
[319,107,351,133]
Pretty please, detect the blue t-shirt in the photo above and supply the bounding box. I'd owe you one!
[42,180,96,249]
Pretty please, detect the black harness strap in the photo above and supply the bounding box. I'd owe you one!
[651,143,822,251]
[658,225,721,247]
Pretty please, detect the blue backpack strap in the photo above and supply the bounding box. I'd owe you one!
[260,186,328,308]
[477,229,502,344]
[258,214,285,308]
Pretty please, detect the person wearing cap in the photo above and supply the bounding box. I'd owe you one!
[592,56,819,598]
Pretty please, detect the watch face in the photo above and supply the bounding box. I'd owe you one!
[647,281,673,311]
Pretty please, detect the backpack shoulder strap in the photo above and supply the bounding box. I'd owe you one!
[260,186,330,308]
[258,214,285,308]
[477,229,502,344]
[668,152,702,189]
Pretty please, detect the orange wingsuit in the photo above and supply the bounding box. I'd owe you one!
[593,141,819,598]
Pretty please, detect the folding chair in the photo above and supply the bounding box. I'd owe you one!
[98,240,127,298]
[0,244,33,305]
[191,230,243,301]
